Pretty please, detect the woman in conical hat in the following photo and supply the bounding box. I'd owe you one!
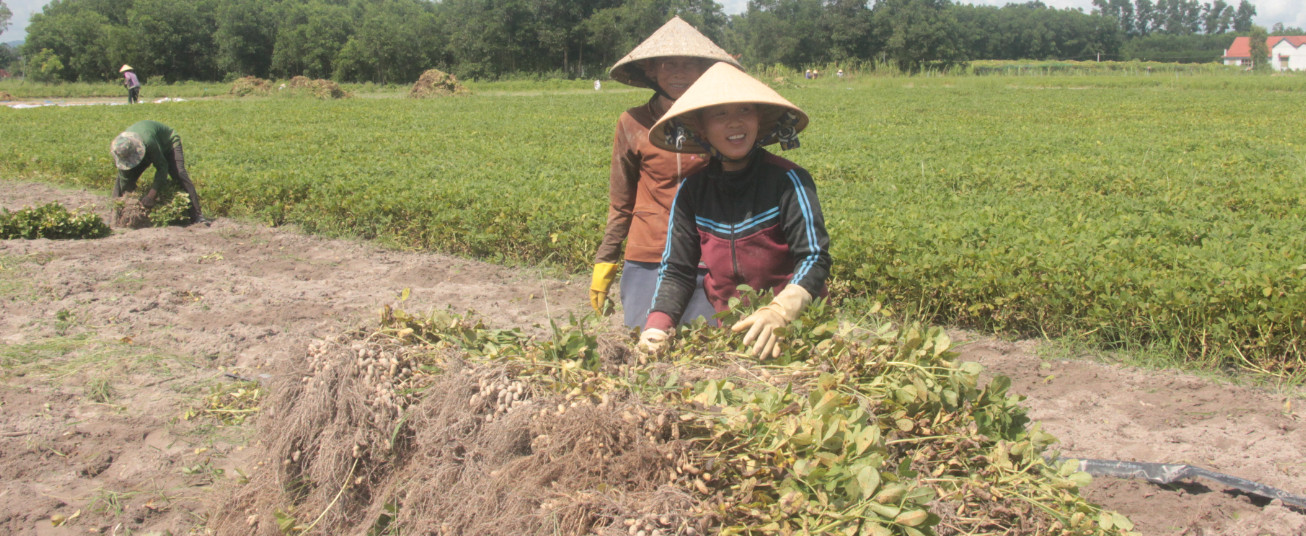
[590,16,741,329]
[120,64,141,104]
[636,63,830,359]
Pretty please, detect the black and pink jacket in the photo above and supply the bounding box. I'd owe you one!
[644,149,831,331]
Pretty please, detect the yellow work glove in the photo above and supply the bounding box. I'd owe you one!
[730,284,813,358]
[636,328,670,359]
[589,262,621,314]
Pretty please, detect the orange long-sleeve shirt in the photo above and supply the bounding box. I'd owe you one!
[595,96,708,264]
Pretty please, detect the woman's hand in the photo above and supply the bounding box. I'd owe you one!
[730,285,813,358]
[636,328,670,357]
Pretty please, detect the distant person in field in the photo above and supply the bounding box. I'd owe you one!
[637,63,830,359]
[591,16,741,328]
[110,120,209,225]
[120,64,141,104]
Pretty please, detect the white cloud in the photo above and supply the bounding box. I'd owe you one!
[1254,0,1306,30]
[1,0,53,42]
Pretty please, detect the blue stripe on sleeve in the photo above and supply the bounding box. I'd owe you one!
[649,182,688,317]
[786,170,821,283]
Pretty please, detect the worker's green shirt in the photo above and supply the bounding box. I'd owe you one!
[117,120,182,194]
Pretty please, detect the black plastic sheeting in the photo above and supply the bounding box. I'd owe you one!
[1062,457,1306,511]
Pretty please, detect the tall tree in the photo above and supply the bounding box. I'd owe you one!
[1183,0,1203,34]
[438,0,539,77]
[533,0,627,77]
[0,42,16,71]
[731,0,828,69]
[270,1,352,79]
[214,0,274,78]
[1271,24,1305,35]
[1231,0,1254,32]
[1133,0,1154,35]
[334,0,441,83]
[22,2,114,81]
[1201,0,1228,34]
[1093,0,1134,35]
[124,0,219,81]
[1111,0,1135,35]
[823,0,875,63]
[1,0,12,36]
[1247,24,1268,70]
[870,0,963,72]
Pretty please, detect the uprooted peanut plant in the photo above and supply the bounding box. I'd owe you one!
[211,289,1138,536]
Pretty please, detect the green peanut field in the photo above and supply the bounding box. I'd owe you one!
[2,72,1303,373]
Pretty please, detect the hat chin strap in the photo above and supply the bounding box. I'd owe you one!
[667,119,758,164]
[714,146,757,166]
[701,139,758,166]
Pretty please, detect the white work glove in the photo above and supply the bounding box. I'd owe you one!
[730,284,813,358]
[636,328,670,358]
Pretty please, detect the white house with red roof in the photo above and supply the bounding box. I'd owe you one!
[1223,36,1306,71]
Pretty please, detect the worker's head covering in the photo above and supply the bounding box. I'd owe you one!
[110,132,145,170]
[119,64,134,73]
[649,63,808,156]
[608,16,740,92]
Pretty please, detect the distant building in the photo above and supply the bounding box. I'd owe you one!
[1223,36,1306,71]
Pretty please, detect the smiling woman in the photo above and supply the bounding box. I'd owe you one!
[699,103,759,169]
[590,16,740,329]
[638,63,828,360]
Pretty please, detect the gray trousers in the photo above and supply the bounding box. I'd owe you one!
[620,260,718,328]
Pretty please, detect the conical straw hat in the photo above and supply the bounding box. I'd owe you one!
[609,16,740,88]
[649,63,808,154]
[120,64,134,73]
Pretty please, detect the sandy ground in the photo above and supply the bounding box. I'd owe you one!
[1,181,1303,535]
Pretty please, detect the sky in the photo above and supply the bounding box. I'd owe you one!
[2,0,1302,43]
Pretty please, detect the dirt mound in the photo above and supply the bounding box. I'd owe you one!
[409,69,470,98]
[230,75,345,99]
[278,76,348,99]
[230,76,272,97]
[114,196,151,228]
[306,79,348,99]
[285,76,348,99]
[0,91,13,100]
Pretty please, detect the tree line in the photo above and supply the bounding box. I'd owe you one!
[5,0,1299,84]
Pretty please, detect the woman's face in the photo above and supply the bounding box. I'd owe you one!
[700,103,759,169]
[646,57,709,100]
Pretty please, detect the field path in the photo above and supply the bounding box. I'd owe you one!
[1,180,1302,535]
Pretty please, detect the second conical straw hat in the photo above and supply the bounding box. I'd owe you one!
[649,63,809,154]
[609,16,740,88]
